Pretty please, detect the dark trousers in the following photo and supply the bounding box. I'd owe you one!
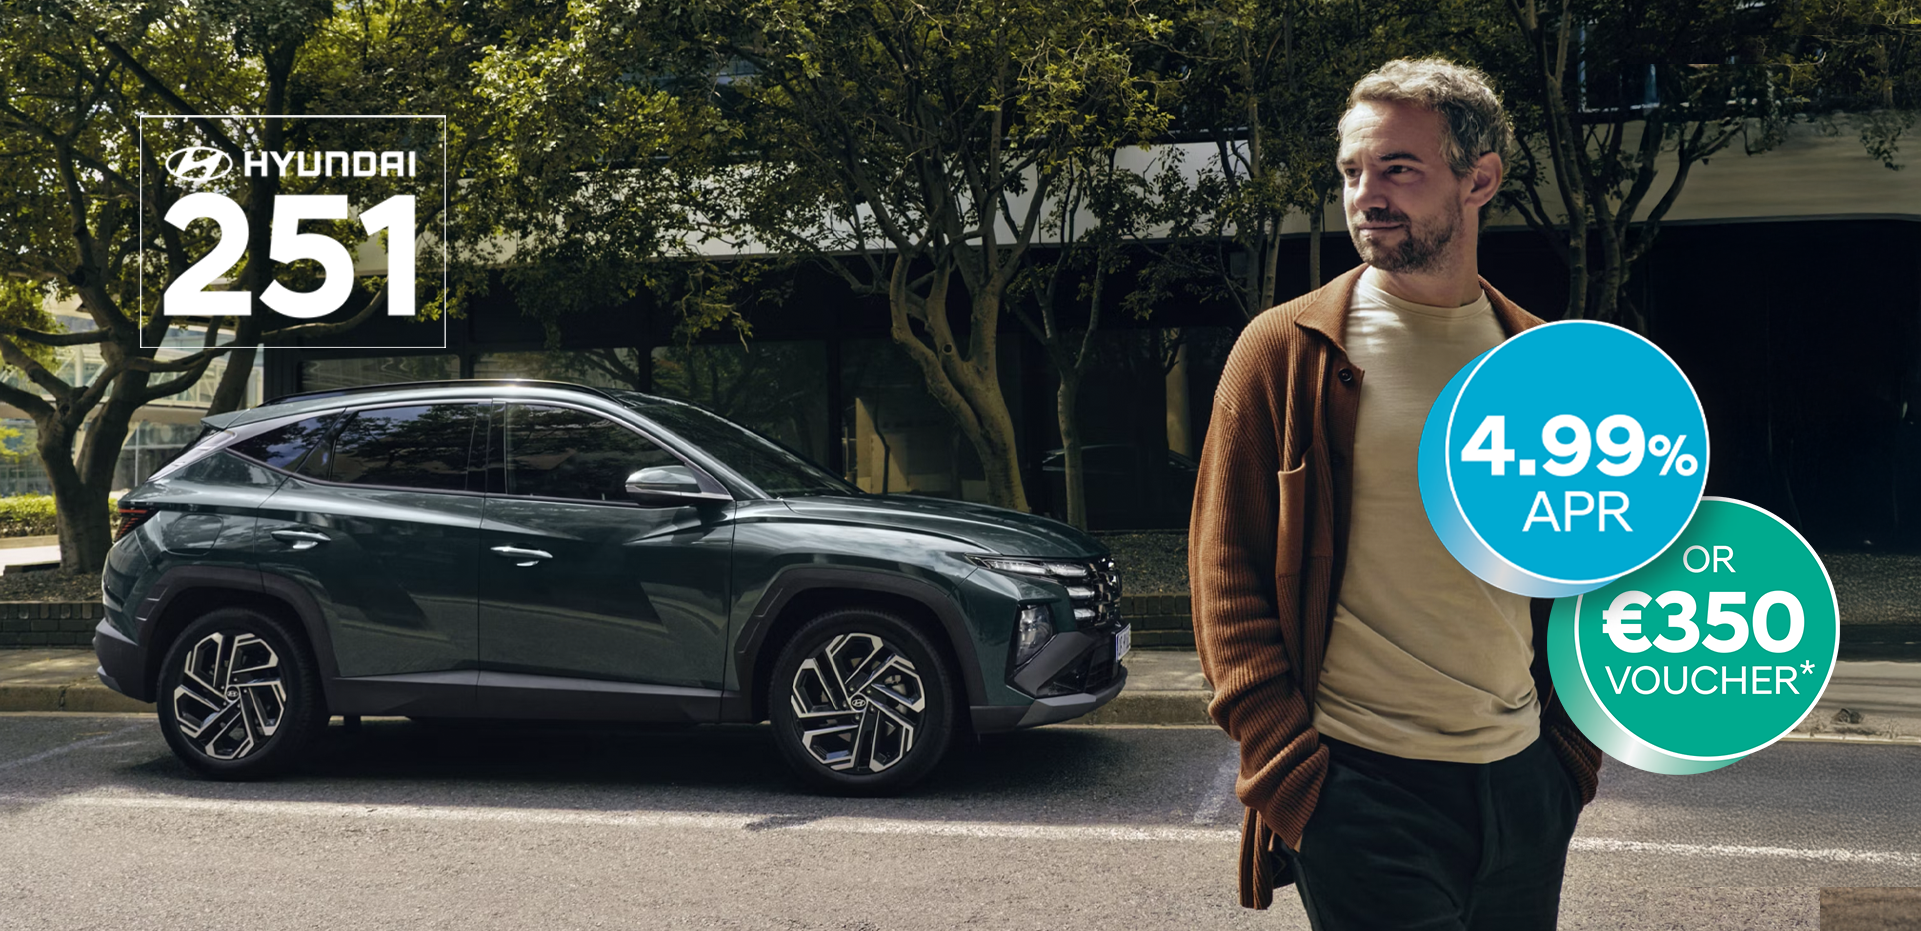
[1290,734,1583,931]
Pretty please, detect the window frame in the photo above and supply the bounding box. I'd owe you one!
[487,398,731,508]
[277,398,491,496]
[223,411,345,474]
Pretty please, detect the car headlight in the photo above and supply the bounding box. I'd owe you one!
[1014,604,1055,666]
[965,555,1092,579]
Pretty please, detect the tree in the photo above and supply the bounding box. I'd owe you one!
[1780,0,1921,169]
[456,0,732,350]
[1144,0,1422,326]
[1469,0,1801,328]
[680,0,1174,513]
[0,0,467,573]
[1012,151,1153,528]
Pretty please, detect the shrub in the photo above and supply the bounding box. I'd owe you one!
[0,494,117,539]
[0,494,56,537]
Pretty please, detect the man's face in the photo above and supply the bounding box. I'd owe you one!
[1337,100,1468,275]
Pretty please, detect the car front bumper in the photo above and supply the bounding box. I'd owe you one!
[969,643,1130,734]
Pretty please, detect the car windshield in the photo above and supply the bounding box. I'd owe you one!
[610,391,860,498]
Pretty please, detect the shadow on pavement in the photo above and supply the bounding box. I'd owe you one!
[49,716,1236,829]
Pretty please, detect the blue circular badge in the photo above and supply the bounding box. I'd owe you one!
[1418,320,1710,597]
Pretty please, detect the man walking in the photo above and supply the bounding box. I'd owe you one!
[1189,58,1604,929]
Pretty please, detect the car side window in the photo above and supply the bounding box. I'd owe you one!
[503,404,679,502]
[322,403,479,491]
[227,413,341,471]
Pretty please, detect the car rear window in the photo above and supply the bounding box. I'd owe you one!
[227,414,341,471]
[320,403,479,491]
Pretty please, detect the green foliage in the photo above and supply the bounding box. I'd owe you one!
[0,279,63,378]
[696,0,1179,511]
[0,492,114,537]
[1782,0,1921,169]
[1154,0,1439,315]
[458,0,730,336]
[0,0,499,572]
[1444,0,1877,325]
[0,493,57,537]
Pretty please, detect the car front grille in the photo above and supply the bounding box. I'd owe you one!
[1037,556,1125,697]
[1069,556,1124,633]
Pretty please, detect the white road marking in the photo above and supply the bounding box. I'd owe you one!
[0,724,147,773]
[44,796,760,831]
[1192,753,1239,825]
[1570,837,1921,869]
[10,793,1921,869]
[793,817,1237,844]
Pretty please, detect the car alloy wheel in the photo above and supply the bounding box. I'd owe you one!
[789,632,927,774]
[171,630,287,761]
[157,607,324,780]
[769,607,955,794]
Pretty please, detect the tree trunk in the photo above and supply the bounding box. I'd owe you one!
[1058,368,1085,529]
[1307,201,1324,291]
[964,372,1030,513]
[39,424,111,575]
[1260,216,1282,311]
[885,295,1031,514]
[206,338,258,415]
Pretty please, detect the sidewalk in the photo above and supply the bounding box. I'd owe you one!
[1091,652,1921,745]
[0,535,61,573]
[5,647,1919,744]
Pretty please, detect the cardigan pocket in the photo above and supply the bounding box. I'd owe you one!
[1276,462,1307,575]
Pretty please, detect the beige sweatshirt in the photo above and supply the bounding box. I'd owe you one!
[1310,269,1541,763]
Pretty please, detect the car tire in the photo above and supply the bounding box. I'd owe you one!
[768,607,957,795]
[156,606,325,780]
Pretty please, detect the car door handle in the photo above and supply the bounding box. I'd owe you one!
[270,529,330,551]
[490,545,553,567]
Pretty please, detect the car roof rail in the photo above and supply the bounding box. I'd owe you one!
[257,378,624,408]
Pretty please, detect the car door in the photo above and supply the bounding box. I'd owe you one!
[475,400,734,721]
[255,401,486,716]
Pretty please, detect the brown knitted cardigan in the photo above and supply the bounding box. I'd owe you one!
[1187,264,1605,909]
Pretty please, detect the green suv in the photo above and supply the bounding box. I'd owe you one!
[93,380,1129,792]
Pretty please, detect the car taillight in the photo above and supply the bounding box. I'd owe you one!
[114,506,155,542]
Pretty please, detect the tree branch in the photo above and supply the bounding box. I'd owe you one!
[0,377,55,421]
[0,334,74,401]
[0,325,110,347]
[89,31,244,161]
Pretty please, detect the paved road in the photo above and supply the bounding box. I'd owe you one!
[2,714,1917,930]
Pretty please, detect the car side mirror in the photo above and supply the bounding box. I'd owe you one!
[624,465,731,507]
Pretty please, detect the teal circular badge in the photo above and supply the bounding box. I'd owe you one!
[1547,497,1839,774]
[1419,320,1710,597]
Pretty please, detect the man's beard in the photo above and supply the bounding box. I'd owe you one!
[1350,202,1460,274]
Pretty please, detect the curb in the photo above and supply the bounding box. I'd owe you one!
[0,682,152,714]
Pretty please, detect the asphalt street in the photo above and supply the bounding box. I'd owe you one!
[1,714,1917,930]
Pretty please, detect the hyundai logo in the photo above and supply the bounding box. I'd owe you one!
[163,146,233,183]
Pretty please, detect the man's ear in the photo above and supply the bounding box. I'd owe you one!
[1464,151,1503,211]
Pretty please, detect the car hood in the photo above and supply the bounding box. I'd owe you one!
[778,494,1106,558]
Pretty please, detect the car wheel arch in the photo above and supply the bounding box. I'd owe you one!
[742,571,986,722]
[139,567,340,710]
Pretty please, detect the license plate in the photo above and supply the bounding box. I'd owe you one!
[1115,625,1132,661]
